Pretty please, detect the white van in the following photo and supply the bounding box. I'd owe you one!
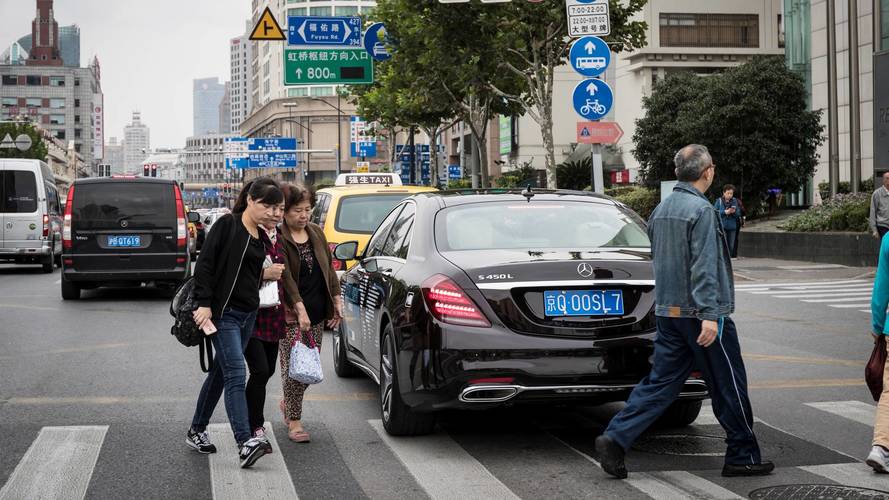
[0,159,63,273]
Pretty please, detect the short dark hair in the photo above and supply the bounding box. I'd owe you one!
[723,184,735,193]
[281,183,315,211]
[232,177,283,213]
[673,144,712,182]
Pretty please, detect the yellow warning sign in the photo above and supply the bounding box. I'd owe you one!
[249,7,286,41]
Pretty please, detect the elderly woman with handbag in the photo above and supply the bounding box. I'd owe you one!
[278,183,343,443]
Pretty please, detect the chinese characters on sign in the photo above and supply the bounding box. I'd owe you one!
[566,0,610,37]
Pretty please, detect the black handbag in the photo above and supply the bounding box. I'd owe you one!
[866,334,887,402]
[170,276,213,373]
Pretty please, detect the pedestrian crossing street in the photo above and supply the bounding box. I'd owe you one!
[1,400,886,500]
[736,279,877,314]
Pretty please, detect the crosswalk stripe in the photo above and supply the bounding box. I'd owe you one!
[368,419,520,500]
[801,463,889,491]
[753,288,873,296]
[770,291,872,299]
[207,422,298,500]
[0,425,108,500]
[628,471,745,499]
[736,280,868,290]
[829,303,873,308]
[803,296,873,303]
[805,401,875,426]
[745,283,873,292]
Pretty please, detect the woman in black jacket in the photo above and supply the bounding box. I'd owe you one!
[186,177,284,469]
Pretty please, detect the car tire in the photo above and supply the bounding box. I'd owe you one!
[41,250,54,273]
[655,399,703,428]
[333,324,359,378]
[61,277,80,300]
[380,323,436,436]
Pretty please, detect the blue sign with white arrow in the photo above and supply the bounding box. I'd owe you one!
[363,22,392,61]
[287,16,361,46]
[572,79,613,121]
[248,138,297,152]
[569,36,610,78]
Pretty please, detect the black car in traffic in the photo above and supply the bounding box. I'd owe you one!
[332,189,708,436]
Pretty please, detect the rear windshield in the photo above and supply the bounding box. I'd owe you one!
[335,194,410,234]
[1,170,38,213]
[436,201,650,251]
[72,183,175,229]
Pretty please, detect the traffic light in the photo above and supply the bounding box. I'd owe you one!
[143,165,150,177]
[151,164,157,177]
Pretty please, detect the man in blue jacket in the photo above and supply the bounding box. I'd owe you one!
[595,144,774,479]
[715,184,742,258]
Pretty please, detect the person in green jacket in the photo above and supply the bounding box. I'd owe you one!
[868,234,889,473]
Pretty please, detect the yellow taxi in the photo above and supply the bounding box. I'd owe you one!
[311,173,436,273]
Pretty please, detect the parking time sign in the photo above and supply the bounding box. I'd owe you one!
[566,0,610,37]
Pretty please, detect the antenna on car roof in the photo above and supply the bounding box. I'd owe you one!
[522,184,534,203]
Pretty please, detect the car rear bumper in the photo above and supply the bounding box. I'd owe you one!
[61,266,189,283]
[0,243,52,259]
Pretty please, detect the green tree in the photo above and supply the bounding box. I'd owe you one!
[633,56,824,203]
[0,123,48,161]
[493,0,648,188]
[556,157,593,191]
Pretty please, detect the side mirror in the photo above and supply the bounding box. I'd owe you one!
[333,241,359,261]
[204,217,212,225]
[187,211,201,223]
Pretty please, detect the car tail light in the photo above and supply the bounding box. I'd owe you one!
[328,242,345,271]
[421,274,491,328]
[43,214,49,238]
[174,184,186,249]
[63,186,74,249]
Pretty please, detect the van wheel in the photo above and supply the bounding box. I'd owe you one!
[61,278,80,300]
[41,251,54,273]
[380,323,436,436]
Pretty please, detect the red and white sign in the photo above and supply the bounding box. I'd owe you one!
[610,170,630,185]
[93,94,104,160]
[576,121,623,144]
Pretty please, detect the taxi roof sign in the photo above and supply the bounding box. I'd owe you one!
[250,7,286,41]
[335,173,402,186]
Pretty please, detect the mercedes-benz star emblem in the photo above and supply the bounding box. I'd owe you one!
[120,220,129,228]
[577,263,594,278]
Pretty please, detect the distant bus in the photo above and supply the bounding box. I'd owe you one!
[576,56,607,70]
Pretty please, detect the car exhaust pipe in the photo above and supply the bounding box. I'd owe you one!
[459,385,520,403]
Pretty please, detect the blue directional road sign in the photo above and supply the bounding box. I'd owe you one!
[248,138,297,152]
[572,79,613,121]
[249,152,297,169]
[448,165,462,180]
[363,22,392,61]
[287,16,361,46]
[224,137,298,169]
[569,36,610,78]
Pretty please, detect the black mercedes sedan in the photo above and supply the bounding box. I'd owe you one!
[332,189,708,436]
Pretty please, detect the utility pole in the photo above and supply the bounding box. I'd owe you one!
[408,126,416,185]
[849,0,861,193]
[827,0,840,197]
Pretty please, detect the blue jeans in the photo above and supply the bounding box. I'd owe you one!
[191,308,257,444]
[604,316,761,465]
[724,230,738,258]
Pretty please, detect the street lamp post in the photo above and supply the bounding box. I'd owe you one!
[311,95,343,175]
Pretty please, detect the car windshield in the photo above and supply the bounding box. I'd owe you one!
[436,201,650,251]
[335,194,410,234]
[73,183,175,229]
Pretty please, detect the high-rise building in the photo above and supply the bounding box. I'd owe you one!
[193,77,226,136]
[230,26,253,133]
[27,0,63,67]
[123,111,150,172]
[11,25,81,68]
[219,81,232,134]
[104,136,125,174]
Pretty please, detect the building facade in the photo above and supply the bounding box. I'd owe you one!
[104,136,125,174]
[230,28,253,134]
[141,151,184,182]
[10,25,81,68]
[193,77,226,136]
[123,111,150,172]
[183,133,236,207]
[219,81,232,134]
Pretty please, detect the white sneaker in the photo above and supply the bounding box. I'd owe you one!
[866,446,889,473]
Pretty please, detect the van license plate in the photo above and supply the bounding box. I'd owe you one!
[544,290,624,317]
[108,235,141,247]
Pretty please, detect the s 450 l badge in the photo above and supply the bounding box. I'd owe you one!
[478,274,514,281]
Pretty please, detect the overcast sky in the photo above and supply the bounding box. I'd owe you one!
[1,0,252,148]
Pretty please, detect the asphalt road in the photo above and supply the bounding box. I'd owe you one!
[0,259,885,500]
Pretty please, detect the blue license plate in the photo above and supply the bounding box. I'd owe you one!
[108,235,141,248]
[544,290,624,317]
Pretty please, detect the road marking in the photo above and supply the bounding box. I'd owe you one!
[0,341,159,361]
[747,283,873,292]
[745,354,861,367]
[207,422,298,500]
[3,392,375,406]
[803,296,874,303]
[0,302,59,312]
[54,279,61,284]
[628,471,745,499]
[771,292,872,299]
[805,401,875,426]
[776,264,848,270]
[368,419,520,500]
[755,288,873,297]
[749,378,863,389]
[0,425,108,500]
[736,279,868,290]
[802,463,889,492]
[829,303,873,308]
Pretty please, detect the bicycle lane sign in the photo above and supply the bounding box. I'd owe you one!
[572,79,613,121]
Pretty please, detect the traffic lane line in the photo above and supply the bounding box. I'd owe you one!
[207,422,299,500]
[0,341,164,361]
[0,425,108,500]
[749,378,863,390]
[744,354,862,368]
[368,419,521,500]
[2,392,377,406]
[805,401,876,426]
[801,463,889,492]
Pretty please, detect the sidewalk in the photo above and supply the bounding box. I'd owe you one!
[732,257,875,283]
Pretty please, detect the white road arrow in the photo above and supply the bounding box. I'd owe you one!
[586,81,598,95]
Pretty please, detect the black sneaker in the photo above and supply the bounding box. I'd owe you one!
[253,427,273,454]
[595,434,628,479]
[239,437,270,468]
[186,428,217,454]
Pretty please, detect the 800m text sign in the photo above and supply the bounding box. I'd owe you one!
[284,49,374,85]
